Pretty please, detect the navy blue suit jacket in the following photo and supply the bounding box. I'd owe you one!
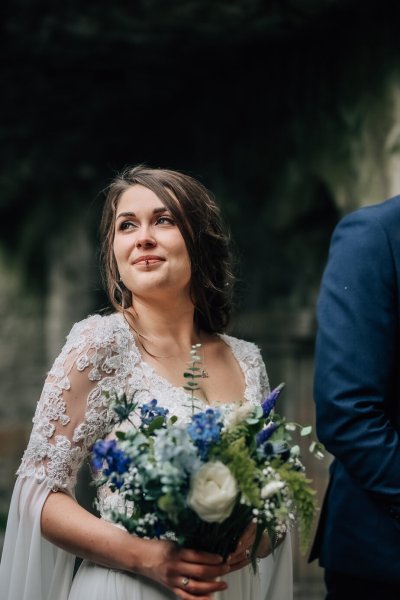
[310,196,400,582]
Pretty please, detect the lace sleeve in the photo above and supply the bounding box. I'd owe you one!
[252,344,270,403]
[17,314,131,493]
[258,348,270,401]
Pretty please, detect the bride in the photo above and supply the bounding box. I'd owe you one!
[0,165,292,599]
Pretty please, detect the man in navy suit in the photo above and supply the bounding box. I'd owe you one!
[309,196,400,599]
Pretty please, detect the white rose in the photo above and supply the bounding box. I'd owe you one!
[188,461,238,523]
[261,480,285,499]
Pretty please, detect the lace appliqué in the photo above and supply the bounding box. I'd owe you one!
[17,314,139,492]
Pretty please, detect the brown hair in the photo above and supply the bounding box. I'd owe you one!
[100,165,235,333]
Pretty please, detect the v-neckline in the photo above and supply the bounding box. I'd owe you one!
[116,312,250,407]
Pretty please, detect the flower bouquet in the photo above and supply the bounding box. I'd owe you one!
[92,349,320,570]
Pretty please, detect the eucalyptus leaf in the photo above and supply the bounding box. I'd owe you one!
[147,415,166,434]
[300,426,312,437]
[245,417,260,425]
[184,384,199,391]
[285,423,296,431]
[254,405,263,418]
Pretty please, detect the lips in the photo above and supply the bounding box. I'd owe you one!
[133,255,165,265]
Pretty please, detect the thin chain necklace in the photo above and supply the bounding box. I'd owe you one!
[122,309,209,378]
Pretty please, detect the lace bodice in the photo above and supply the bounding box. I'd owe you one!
[17,313,270,501]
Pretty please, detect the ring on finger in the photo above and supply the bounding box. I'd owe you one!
[181,576,190,587]
[245,548,251,559]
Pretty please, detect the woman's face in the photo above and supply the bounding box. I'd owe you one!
[113,184,192,302]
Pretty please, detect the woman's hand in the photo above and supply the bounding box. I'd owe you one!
[138,539,230,600]
[42,493,227,599]
[227,522,273,572]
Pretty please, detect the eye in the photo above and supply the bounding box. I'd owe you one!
[118,220,137,231]
[155,215,175,225]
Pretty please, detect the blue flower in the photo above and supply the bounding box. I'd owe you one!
[92,439,131,487]
[262,440,291,462]
[261,383,285,418]
[154,427,201,473]
[256,422,279,446]
[140,399,169,425]
[154,521,167,537]
[187,409,223,460]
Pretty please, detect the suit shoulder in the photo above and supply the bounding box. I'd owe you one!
[340,196,400,229]
[331,196,400,254]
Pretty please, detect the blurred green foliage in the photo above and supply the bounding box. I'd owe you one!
[1,0,399,309]
[0,510,7,529]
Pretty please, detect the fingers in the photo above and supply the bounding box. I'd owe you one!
[161,549,229,594]
[141,540,230,597]
[179,547,225,565]
[175,548,229,580]
[227,533,253,570]
[236,522,257,549]
[229,521,274,566]
[256,532,272,559]
[172,574,228,599]
[177,561,230,583]
[227,548,251,572]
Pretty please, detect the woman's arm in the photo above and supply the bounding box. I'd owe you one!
[42,491,230,600]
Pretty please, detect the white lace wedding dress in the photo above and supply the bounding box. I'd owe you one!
[0,312,293,600]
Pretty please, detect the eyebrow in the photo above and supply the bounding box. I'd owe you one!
[116,206,170,220]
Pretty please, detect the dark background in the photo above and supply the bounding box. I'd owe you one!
[4,0,398,311]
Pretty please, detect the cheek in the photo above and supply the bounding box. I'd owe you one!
[183,257,192,286]
[113,235,130,262]
[185,254,192,276]
[112,241,121,267]
[170,233,191,272]
[179,246,191,275]
[112,245,129,278]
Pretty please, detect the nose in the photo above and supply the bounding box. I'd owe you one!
[135,233,156,249]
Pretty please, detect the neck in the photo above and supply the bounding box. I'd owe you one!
[126,297,199,354]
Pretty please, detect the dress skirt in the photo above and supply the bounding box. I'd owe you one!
[68,534,293,600]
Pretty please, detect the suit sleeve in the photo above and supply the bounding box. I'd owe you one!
[314,209,400,504]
